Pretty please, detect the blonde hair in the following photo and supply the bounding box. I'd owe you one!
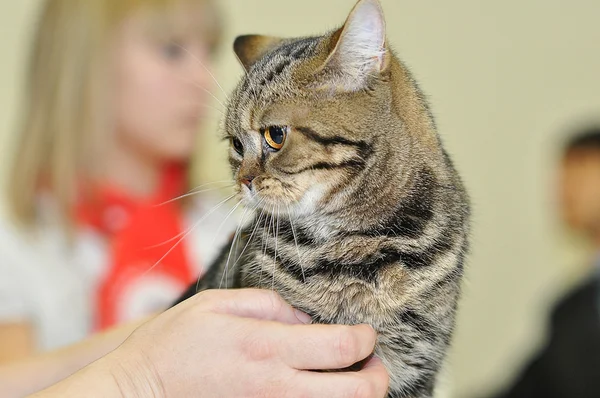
[7,0,222,227]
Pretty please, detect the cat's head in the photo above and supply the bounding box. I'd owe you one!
[224,0,434,220]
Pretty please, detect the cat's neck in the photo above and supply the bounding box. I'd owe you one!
[273,165,431,242]
[389,56,440,154]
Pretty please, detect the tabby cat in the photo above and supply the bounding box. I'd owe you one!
[174,0,470,396]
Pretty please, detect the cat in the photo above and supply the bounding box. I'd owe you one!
[174,0,470,396]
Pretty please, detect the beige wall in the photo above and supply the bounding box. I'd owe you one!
[0,0,39,189]
[2,1,600,396]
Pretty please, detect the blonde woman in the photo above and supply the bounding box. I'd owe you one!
[0,0,237,363]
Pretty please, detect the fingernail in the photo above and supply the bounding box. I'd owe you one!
[294,309,312,324]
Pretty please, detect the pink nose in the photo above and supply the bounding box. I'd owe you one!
[241,176,255,189]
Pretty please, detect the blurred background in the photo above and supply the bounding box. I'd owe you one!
[1,0,599,397]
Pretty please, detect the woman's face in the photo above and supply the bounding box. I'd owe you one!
[112,4,218,163]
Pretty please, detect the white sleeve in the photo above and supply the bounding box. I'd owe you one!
[0,221,31,322]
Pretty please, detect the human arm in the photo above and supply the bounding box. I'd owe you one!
[0,316,150,398]
[0,322,35,364]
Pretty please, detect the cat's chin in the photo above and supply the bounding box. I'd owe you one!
[242,193,296,217]
[242,185,328,222]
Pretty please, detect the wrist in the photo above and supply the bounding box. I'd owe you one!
[105,342,166,398]
[26,356,125,398]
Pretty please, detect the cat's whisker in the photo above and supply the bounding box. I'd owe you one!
[271,204,280,292]
[232,197,266,270]
[231,199,265,286]
[219,202,252,289]
[190,179,235,190]
[196,103,226,117]
[153,184,234,208]
[142,193,237,277]
[287,205,306,284]
[159,179,233,201]
[207,195,244,244]
[185,78,227,110]
[258,203,272,287]
[231,218,244,287]
[171,68,226,111]
[196,196,247,291]
[173,42,230,101]
[244,203,266,281]
[146,186,236,249]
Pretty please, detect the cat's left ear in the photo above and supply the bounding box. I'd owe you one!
[321,0,389,91]
[234,35,284,71]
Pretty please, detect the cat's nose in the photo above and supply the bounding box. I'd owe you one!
[241,176,255,189]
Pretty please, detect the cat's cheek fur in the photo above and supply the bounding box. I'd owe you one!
[293,184,328,216]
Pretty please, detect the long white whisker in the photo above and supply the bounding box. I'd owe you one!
[272,204,279,292]
[154,180,233,206]
[246,204,266,284]
[287,205,306,283]
[232,198,266,269]
[147,187,236,250]
[209,199,244,246]
[219,203,252,289]
[189,180,234,191]
[194,197,246,291]
[142,193,237,277]
[231,222,243,284]
[196,103,225,116]
[185,79,226,109]
[154,185,234,208]
[259,204,271,287]
[174,42,230,101]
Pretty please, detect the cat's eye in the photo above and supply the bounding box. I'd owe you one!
[231,137,244,155]
[262,126,288,150]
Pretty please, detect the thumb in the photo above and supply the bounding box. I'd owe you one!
[208,289,312,325]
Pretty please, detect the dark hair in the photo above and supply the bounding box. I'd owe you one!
[564,126,600,153]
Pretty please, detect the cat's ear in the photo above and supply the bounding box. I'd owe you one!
[321,0,388,91]
[234,35,284,71]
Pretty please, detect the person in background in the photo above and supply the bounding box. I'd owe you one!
[0,0,236,364]
[482,126,600,398]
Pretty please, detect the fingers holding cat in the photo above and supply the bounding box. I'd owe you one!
[113,288,389,397]
[181,288,379,370]
[181,288,314,324]
[292,356,391,398]
[263,322,378,370]
[237,315,388,397]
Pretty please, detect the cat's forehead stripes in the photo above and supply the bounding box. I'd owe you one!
[277,38,315,60]
[252,40,314,87]
[226,37,321,135]
[244,37,319,97]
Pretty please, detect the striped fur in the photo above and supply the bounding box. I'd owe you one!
[175,1,470,397]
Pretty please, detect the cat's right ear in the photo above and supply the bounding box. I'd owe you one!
[234,35,284,71]
[317,0,389,92]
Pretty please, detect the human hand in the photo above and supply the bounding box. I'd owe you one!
[110,288,390,398]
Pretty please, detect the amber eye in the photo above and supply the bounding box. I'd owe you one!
[231,137,244,155]
[263,126,288,150]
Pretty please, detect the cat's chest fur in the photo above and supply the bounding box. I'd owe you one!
[239,227,410,327]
